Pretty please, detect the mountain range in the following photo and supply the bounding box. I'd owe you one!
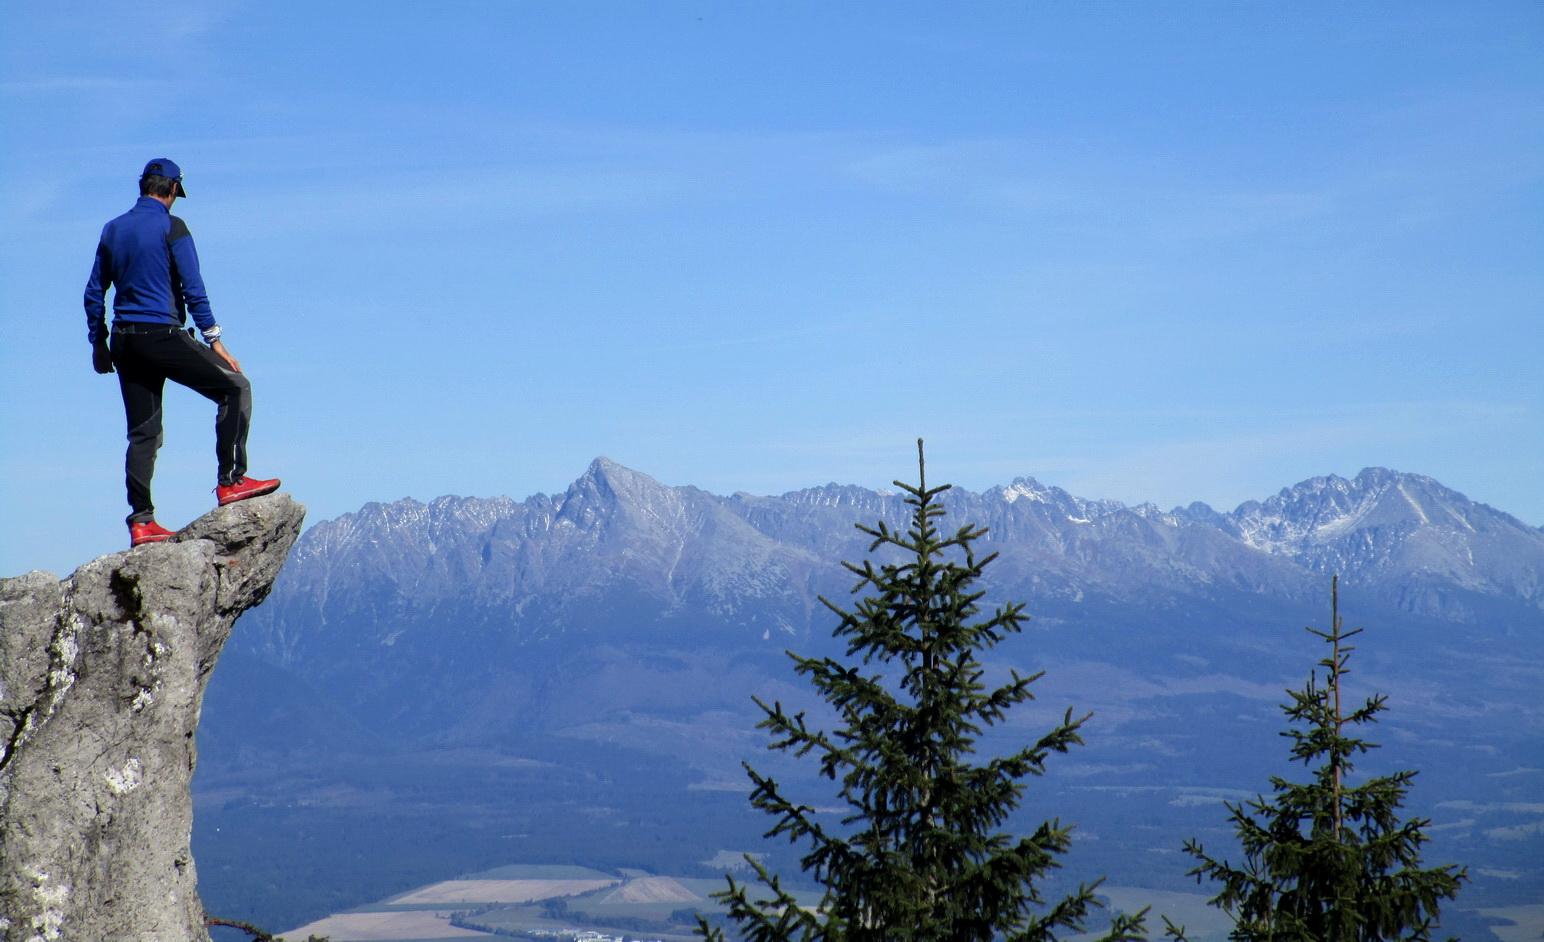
[198,460,1544,936]
[243,458,1544,662]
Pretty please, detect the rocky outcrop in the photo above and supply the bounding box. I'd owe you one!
[0,494,304,942]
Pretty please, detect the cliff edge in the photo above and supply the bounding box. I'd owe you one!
[0,494,304,942]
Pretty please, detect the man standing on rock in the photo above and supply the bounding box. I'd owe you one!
[84,158,280,547]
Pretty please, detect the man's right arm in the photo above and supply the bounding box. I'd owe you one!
[85,238,114,373]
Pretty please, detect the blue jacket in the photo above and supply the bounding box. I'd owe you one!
[84,197,216,344]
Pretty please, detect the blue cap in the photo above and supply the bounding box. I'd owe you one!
[141,157,187,197]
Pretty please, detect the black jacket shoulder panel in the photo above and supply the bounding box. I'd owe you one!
[167,215,191,244]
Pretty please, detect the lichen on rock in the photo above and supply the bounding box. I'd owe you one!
[0,494,304,942]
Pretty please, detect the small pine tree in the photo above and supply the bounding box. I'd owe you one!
[698,441,1147,942]
[1164,577,1467,942]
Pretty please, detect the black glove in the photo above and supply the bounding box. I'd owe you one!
[93,340,115,374]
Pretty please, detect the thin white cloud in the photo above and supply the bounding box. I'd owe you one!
[1437,800,1544,814]
[843,136,1338,239]
[165,0,246,40]
[0,77,167,95]
[203,164,687,234]
[1486,821,1544,842]
[1489,767,1544,778]
[842,86,1544,246]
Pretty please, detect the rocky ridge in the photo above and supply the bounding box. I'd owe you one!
[0,494,303,942]
[253,460,1543,652]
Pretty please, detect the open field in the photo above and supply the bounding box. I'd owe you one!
[1084,886,1234,941]
[281,909,486,941]
[1478,904,1544,942]
[391,878,618,905]
[463,904,702,942]
[267,852,1521,942]
[464,864,618,881]
[597,876,700,903]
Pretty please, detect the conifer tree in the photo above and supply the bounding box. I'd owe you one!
[698,441,1147,942]
[1164,577,1467,942]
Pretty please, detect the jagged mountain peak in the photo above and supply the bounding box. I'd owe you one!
[558,457,689,533]
[570,456,675,500]
[996,476,1055,504]
[1175,500,1227,525]
[1263,466,1453,505]
[1231,467,1482,550]
[986,477,1132,526]
[1214,467,1544,610]
[297,493,521,562]
[761,482,903,528]
[582,454,635,480]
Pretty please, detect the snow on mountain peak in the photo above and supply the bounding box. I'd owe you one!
[1228,468,1480,549]
[1204,466,1544,607]
[999,478,1051,504]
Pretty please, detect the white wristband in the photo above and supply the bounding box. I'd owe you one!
[201,325,222,344]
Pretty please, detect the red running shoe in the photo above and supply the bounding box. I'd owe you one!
[216,475,281,506]
[130,520,175,547]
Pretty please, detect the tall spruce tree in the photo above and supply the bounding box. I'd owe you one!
[1164,577,1467,942]
[698,441,1147,942]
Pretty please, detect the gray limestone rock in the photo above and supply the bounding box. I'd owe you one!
[0,494,304,942]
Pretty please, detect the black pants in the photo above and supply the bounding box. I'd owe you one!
[110,325,252,524]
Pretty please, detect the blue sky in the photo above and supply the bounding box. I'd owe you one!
[3,1,1541,575]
